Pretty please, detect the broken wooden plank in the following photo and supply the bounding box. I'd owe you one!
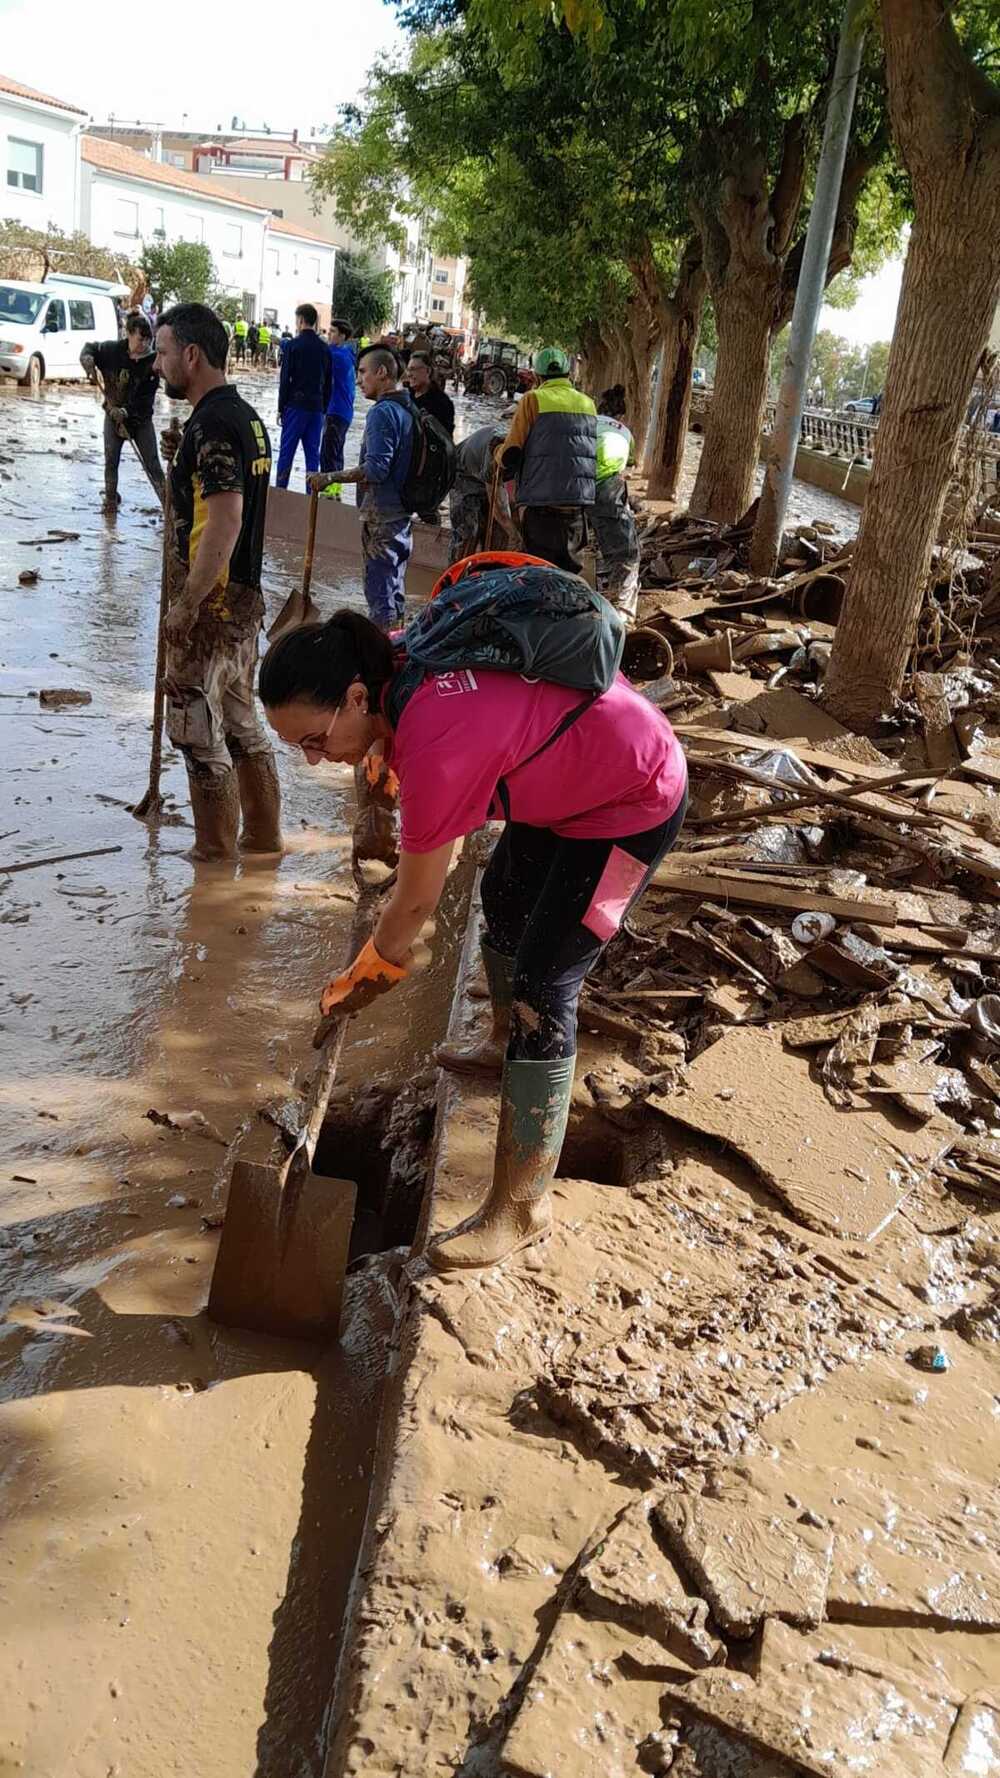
[913,671,961,772]
[706,669,761,702]
[675,723,925,786]
[651,863,899,927]
[731,686,849,742]
[0,844,123,876]
[648,1026,956,1240]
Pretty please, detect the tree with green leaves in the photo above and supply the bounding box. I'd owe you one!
[768,328,891,406]
[331,0,902,515]
[332,249,395,337]
[140,239,216,310]
[825,0,1000,730]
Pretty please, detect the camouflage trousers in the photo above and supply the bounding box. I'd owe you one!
[594,473,639,623]
[448,489,488,563]
[164,582,274,776]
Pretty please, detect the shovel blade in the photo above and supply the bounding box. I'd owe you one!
[208,1160,356,1341]
[267,586,321,642]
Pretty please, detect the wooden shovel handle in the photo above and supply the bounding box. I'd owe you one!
[302,490,319,598]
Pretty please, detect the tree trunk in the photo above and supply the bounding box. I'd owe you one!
[824,220,1000,728]
[824,0,1000,731]
[645,242,707,501]
[688,266,777,523]
[622,321,654,450]
[578,321,620,401]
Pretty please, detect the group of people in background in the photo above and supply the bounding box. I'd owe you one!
[78,296,642,862]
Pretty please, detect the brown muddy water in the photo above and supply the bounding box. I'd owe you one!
[0,373,467,1778]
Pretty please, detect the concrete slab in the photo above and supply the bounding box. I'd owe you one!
[650,1026,956,1240]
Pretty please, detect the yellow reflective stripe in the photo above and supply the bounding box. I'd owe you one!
[534,378,596,416]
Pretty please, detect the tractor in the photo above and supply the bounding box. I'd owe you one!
[456,337,536,398]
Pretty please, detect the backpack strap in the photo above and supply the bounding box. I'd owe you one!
[494,692,599,822]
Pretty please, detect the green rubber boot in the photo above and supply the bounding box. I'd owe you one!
[429,1055,574,1271]
[436,942,515,1076]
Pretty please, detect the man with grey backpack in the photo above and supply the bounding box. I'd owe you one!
[309,344,455,629]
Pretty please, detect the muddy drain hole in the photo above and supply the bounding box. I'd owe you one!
[312,1076,437,1262]
[557,1103,627,1187]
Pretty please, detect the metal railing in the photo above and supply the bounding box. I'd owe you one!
[763,402,1000,474]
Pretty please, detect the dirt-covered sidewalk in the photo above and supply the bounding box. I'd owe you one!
[330,510,1000,1775]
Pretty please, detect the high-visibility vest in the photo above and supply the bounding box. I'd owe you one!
[258,326,271,346]
[234,318,247,338]
[516,378,597,508]
[595,415,634,483]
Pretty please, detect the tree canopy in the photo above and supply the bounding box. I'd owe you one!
[140,239,216,309]
[332,249,395,336]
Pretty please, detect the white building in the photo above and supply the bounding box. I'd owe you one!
[0,73,86,235]
[79,136,271,312]
[1,76,338,326]
[260,219,336,332]
[428,254,467,329]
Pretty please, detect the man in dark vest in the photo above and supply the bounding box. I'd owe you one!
[498,345,596,573]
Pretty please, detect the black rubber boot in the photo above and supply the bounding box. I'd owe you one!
[436,942,515,1076]
[235,751,282,853]
[429,1056,574,1271]
[187,766,240,861]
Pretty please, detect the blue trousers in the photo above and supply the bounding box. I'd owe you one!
[321,413,350,475]
[361,504,413,629]
[276,406,323,488]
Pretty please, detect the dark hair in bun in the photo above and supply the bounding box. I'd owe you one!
[258,610,396,712]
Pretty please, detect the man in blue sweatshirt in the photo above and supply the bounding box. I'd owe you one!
[310,346,415,628]
[275,303,332,488]
[319,317,357,499]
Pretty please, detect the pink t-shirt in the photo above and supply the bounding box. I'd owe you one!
[387,668,688,854]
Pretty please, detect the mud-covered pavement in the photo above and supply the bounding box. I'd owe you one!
[0,374,467,1778]
[0,368,940,1776]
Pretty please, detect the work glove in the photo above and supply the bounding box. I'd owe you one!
[80,351,96,379]
[312,937,407,1048]
[362,744,400,811]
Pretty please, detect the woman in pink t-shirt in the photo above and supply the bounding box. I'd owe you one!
[259,608,687,1273]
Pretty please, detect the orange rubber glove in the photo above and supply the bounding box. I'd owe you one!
[363,744,400,810]
[313,937,407,1047]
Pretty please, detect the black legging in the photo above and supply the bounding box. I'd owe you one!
[481,790,687,1061]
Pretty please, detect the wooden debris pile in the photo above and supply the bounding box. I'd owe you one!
[634,493,1000,704]
[583,670,1000,1235]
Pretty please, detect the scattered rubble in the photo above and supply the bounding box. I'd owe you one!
[346,500,1000,1776]
[38,686,93,708]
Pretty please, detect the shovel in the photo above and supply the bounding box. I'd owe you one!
[132,421,182,821]
[268,489,321,641]
[208,1018,357,1339]
[93,365,166,506]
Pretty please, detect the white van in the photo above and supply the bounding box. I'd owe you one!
[0,278,122,392]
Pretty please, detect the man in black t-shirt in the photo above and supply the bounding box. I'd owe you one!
[405,351,455,436]
[81,311,165,511]
[154,302,281,861]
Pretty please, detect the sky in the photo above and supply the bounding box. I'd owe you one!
[819,255,905,347]
[0,0,404,136]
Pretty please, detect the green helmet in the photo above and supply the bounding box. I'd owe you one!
[533,345,570,378]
